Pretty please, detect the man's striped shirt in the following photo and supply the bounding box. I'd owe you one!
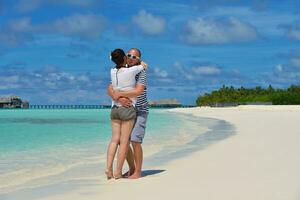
[135,70,148,112]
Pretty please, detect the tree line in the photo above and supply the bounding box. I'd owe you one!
[196,85,300,106]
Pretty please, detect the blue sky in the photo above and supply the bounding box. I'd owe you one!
[0,0,300,105]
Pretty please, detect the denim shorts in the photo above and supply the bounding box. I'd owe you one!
[131,111,148,143]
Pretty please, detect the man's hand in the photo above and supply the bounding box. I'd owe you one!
[112,91,121,101]
[141,61,148,70]
[118,97,132,108]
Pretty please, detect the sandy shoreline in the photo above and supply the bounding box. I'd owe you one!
[6,106,300,200]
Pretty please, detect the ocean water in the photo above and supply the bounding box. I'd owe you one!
[0,108,235,199]
[0,109,194,193]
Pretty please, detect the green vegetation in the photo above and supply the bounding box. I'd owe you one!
[196,85,300,106]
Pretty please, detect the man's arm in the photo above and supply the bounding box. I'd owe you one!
[114,69,146,99]
[108,69,147,107]
[107,84,118,100]
[115,84,145,98]
[107,83,133,107]
[108,83,143,99]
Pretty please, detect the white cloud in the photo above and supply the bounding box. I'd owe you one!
[192,65,221,75]
[49,14,106,39]
[8,18,33,32]
[290,58,300,68]
[153,67,168,78]
[15,0,97,12]
[280,51,300,69]
[15,0,41,12]
[266,63,300,85]
[0,75,19,83]
[132,10,166,35]
[0,18,34,46]
[0,14,106,44]
[78,75,90,82]
[287,28,300,41]
[0,32,26,46]
[0,65,106,104]
[0,65,102,92]
[0,75,21,89]
[55,0,96,7]
[172,61,194,81]
[38,89,104,104]
[181,17,258,45]
[275,64,283,73]
[170,61,249,86]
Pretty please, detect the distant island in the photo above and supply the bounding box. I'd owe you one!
[0,95,29,109]
[148,99,185,108]
[196,85,300,107]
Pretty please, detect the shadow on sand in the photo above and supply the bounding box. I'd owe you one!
[141,169,165,177]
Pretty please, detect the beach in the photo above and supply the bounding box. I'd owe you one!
[2,106,300,200]
[94,106,300,200]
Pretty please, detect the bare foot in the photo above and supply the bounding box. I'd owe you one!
[122,169,135,178]
[105,170,113,180]
[114,171,123,179]
[128,172,141,179]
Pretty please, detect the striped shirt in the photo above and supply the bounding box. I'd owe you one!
[135,70,149,112]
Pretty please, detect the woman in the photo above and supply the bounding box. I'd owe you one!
[106,49,146,179]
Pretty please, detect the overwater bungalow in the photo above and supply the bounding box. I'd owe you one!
[0,96,29,109]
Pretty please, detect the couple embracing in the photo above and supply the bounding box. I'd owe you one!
[105,48,148,180]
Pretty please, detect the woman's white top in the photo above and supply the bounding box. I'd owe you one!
[111,65,144,107]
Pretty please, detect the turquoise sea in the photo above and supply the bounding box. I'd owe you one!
[0,109,234,199]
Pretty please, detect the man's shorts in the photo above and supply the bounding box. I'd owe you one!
[131,111,148,143]
[110,106,137,121]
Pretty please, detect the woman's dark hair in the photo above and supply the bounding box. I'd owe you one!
[111,49,126,66]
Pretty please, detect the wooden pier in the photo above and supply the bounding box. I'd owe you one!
[30,105,111,109]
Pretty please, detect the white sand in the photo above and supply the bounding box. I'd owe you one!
[41,106,300,200]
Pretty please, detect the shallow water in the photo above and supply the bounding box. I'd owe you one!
[0,109,235,199]
[0,109,187,192]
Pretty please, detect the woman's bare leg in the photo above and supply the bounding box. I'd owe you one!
[114,119,135,178]
[106,119,121,179]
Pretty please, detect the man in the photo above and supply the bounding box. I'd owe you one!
[107,48,148,179]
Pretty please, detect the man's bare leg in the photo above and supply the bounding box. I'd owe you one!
[123,145,135,177]
[128,141,143,179]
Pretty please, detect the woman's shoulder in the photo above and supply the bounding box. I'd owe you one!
[111,66,118,71]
